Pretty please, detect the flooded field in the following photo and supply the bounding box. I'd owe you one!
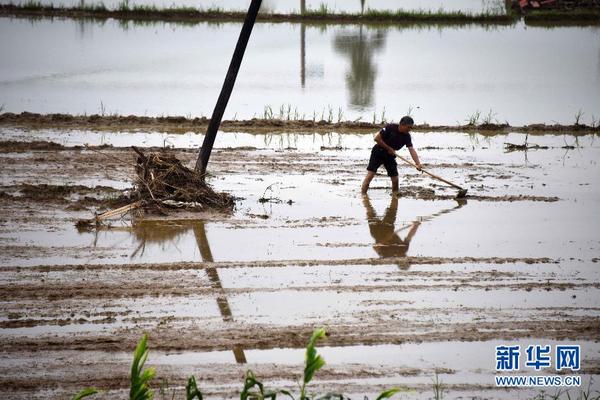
[0,124,599,398]
[1,18,599,125]
[6,0,507,14]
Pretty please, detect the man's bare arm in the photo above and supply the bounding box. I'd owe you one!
[408,147,422,171]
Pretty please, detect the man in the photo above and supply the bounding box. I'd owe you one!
[361,116,422,194]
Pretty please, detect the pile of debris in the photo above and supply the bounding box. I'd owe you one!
[76,147,234,229]
[131,147,234,210]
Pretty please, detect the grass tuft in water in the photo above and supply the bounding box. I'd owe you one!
[432,371,445,400]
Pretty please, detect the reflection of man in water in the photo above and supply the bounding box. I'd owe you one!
[363,195,419,258]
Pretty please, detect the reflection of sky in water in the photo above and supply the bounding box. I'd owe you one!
[7,0,508,14]
[0,18,599,124]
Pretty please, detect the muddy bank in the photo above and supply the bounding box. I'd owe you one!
[3,2,600,26]
[391,186,560,202]
[0,183,561,216]
[1,112,599,135]
[0,185,131,214]
[0,183,123,201]
[0,3,515,25]
[0,256,557,273]
[2,319,599,353]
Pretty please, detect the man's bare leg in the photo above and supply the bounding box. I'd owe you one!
[362,171,376,194]
[391,176,399,194]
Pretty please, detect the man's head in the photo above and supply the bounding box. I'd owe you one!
[398,116,414,133]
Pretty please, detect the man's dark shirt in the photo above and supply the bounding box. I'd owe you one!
[375,123,413,151]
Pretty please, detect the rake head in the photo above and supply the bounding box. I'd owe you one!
[455,188,468,199]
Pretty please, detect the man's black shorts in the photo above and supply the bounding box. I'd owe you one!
[367,145,398,177]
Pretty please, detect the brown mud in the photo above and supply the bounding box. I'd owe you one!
[0,145,562,212]
[392,186,559,202]
[0,183,130,213]
[1,112,599,135]
[1,130,598,399]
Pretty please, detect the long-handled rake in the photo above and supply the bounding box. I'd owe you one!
[395,153,468,198]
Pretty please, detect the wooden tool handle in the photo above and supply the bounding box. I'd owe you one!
[395,154,464,190]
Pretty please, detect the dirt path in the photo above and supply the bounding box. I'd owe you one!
[1,112,599,135]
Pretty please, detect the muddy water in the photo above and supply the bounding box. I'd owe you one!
[6,0,508,14]
[1,129,599,265]
[1,18,599,125]
[1,128,599,398]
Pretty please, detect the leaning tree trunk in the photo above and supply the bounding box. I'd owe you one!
[195,0,263,176]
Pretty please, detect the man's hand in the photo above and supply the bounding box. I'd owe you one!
[416,163,423,171]
[387,148,396,157]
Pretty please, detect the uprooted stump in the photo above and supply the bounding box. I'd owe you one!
[76,147,234,229]
[132,146,234,211]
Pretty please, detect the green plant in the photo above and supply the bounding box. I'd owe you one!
[465,110,481,126]
[130,333,156,400]
[117,0,130,11]
[315,3,330,15]
[432,371,445,400]
[74,329,408,400]
[337,107,344,123]
[375,388,404,400]
[301,328,327,399]
[240,370,293,400]
[185,376,202,400]
[531,378,600,399]
[574,109,584,125]
[327,105,334,123]
[72,388,99,400]
[482,109,497,125]
[263,105,274,119]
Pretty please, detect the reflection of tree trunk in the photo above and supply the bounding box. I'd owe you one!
[194,223,214,262]
[300,23,306,88]
[300,0,306,87]
[193,223,247,364]
[333,26,387,109]
[77,0,85,38]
